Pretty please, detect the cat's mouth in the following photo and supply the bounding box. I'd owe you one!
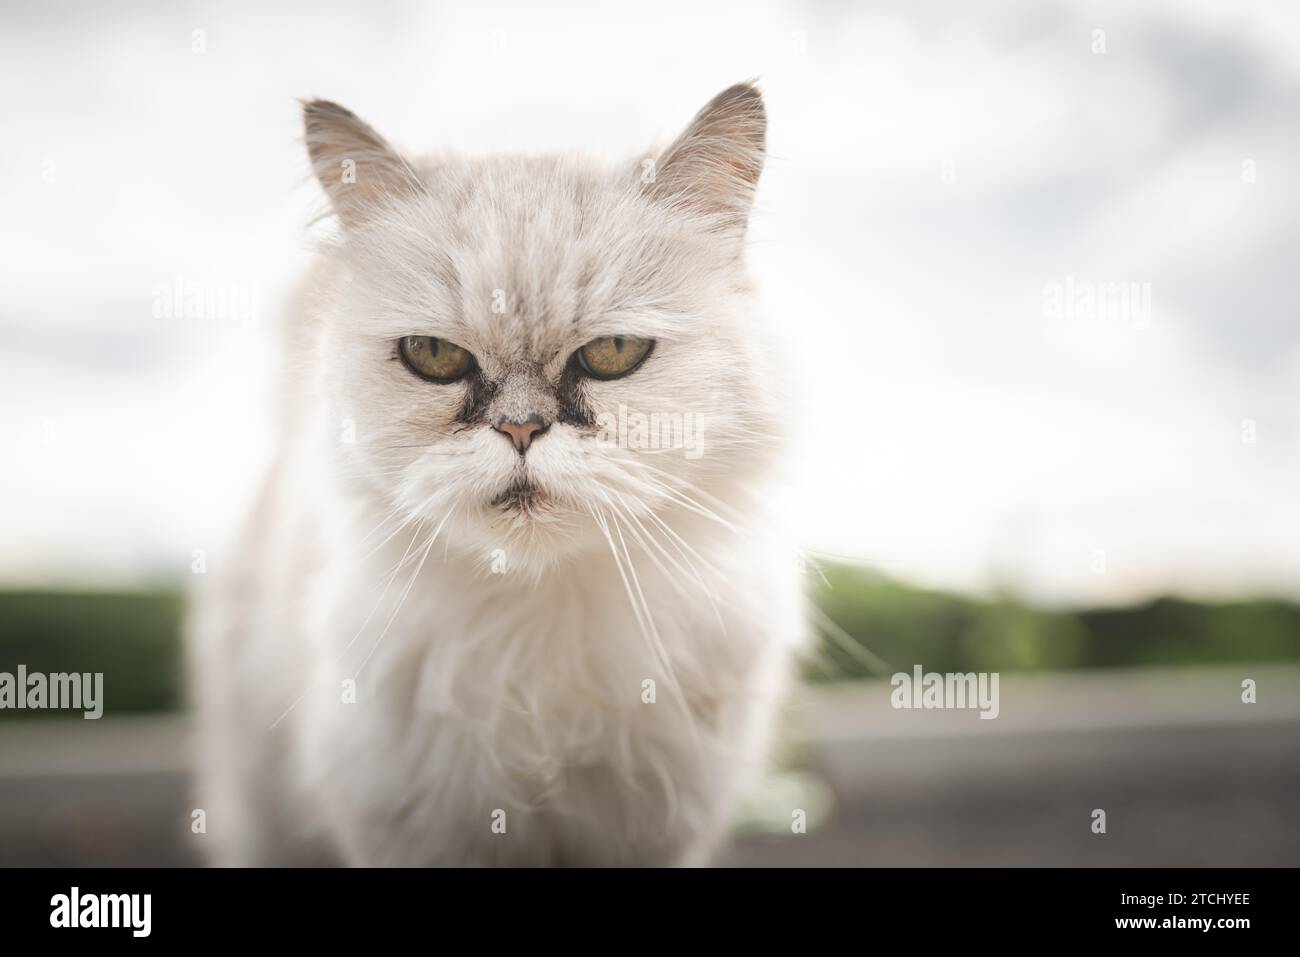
[490,479,547,513]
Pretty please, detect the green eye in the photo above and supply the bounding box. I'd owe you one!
[576,336,653,380]
[398,336,474,383]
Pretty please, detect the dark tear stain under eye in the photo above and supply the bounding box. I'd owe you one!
[456,368,498,424]
[455,360,595,429]
[557,358,595,428]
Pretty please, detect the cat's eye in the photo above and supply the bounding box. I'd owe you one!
[575,336,653,380]
[398,336,474,383]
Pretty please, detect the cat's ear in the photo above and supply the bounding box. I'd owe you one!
[646,82,766,230]
[302,99,423,227]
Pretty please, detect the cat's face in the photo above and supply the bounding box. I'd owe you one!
[305,86,774,574]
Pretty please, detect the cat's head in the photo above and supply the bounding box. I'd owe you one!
[304,84,778,575]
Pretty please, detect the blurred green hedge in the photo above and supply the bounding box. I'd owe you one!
[811,565,1300,681]
[0,590,184,718]
[1,570,1298,716]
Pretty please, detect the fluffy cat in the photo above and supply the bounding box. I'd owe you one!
[190,82,804,866]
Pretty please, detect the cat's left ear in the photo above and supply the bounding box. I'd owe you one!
[302,99,423,227]
[645,82,766,231]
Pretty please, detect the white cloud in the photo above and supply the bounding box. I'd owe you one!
[2,0,1298,603]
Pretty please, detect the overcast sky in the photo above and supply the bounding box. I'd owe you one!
[2,0,1298,605]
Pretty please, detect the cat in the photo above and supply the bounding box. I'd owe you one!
[189,82,805,866]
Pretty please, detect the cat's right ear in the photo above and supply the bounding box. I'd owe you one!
[302,99,423,227]
[645,82,767,232]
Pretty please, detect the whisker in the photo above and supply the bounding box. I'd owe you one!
[605,489,726,631]
[810,604,894,676]
[354,497,460,678]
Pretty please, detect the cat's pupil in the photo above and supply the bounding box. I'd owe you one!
[407,336,439,356]
[613,336,624,353]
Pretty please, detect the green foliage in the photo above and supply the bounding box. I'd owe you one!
[0,590,184,718]
[1,571,1297,716]
[807,565,1300,681]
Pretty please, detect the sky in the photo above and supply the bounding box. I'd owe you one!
[2,0,1298,605]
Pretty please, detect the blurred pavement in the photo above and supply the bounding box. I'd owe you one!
[1,664,1297,866]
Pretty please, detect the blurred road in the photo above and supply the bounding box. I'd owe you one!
[2,664,1297,866]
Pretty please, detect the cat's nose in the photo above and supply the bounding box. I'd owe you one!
[492,416,549,454]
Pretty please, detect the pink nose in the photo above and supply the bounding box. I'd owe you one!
[493,417,549,453]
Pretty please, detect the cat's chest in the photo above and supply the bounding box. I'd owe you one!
[309,556,724,802]
[317,553,708,712]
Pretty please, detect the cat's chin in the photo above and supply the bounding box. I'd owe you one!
[488,478,547,513]
[446,496,608,576]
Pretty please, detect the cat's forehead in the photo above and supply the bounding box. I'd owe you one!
[425,155,620,248]
[388,156,704,358]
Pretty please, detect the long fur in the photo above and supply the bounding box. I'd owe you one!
[190,83,804,866]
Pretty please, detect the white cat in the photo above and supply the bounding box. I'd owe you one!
[190,83,804,866]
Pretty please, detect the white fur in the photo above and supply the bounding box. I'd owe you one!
[190,85,804,866]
